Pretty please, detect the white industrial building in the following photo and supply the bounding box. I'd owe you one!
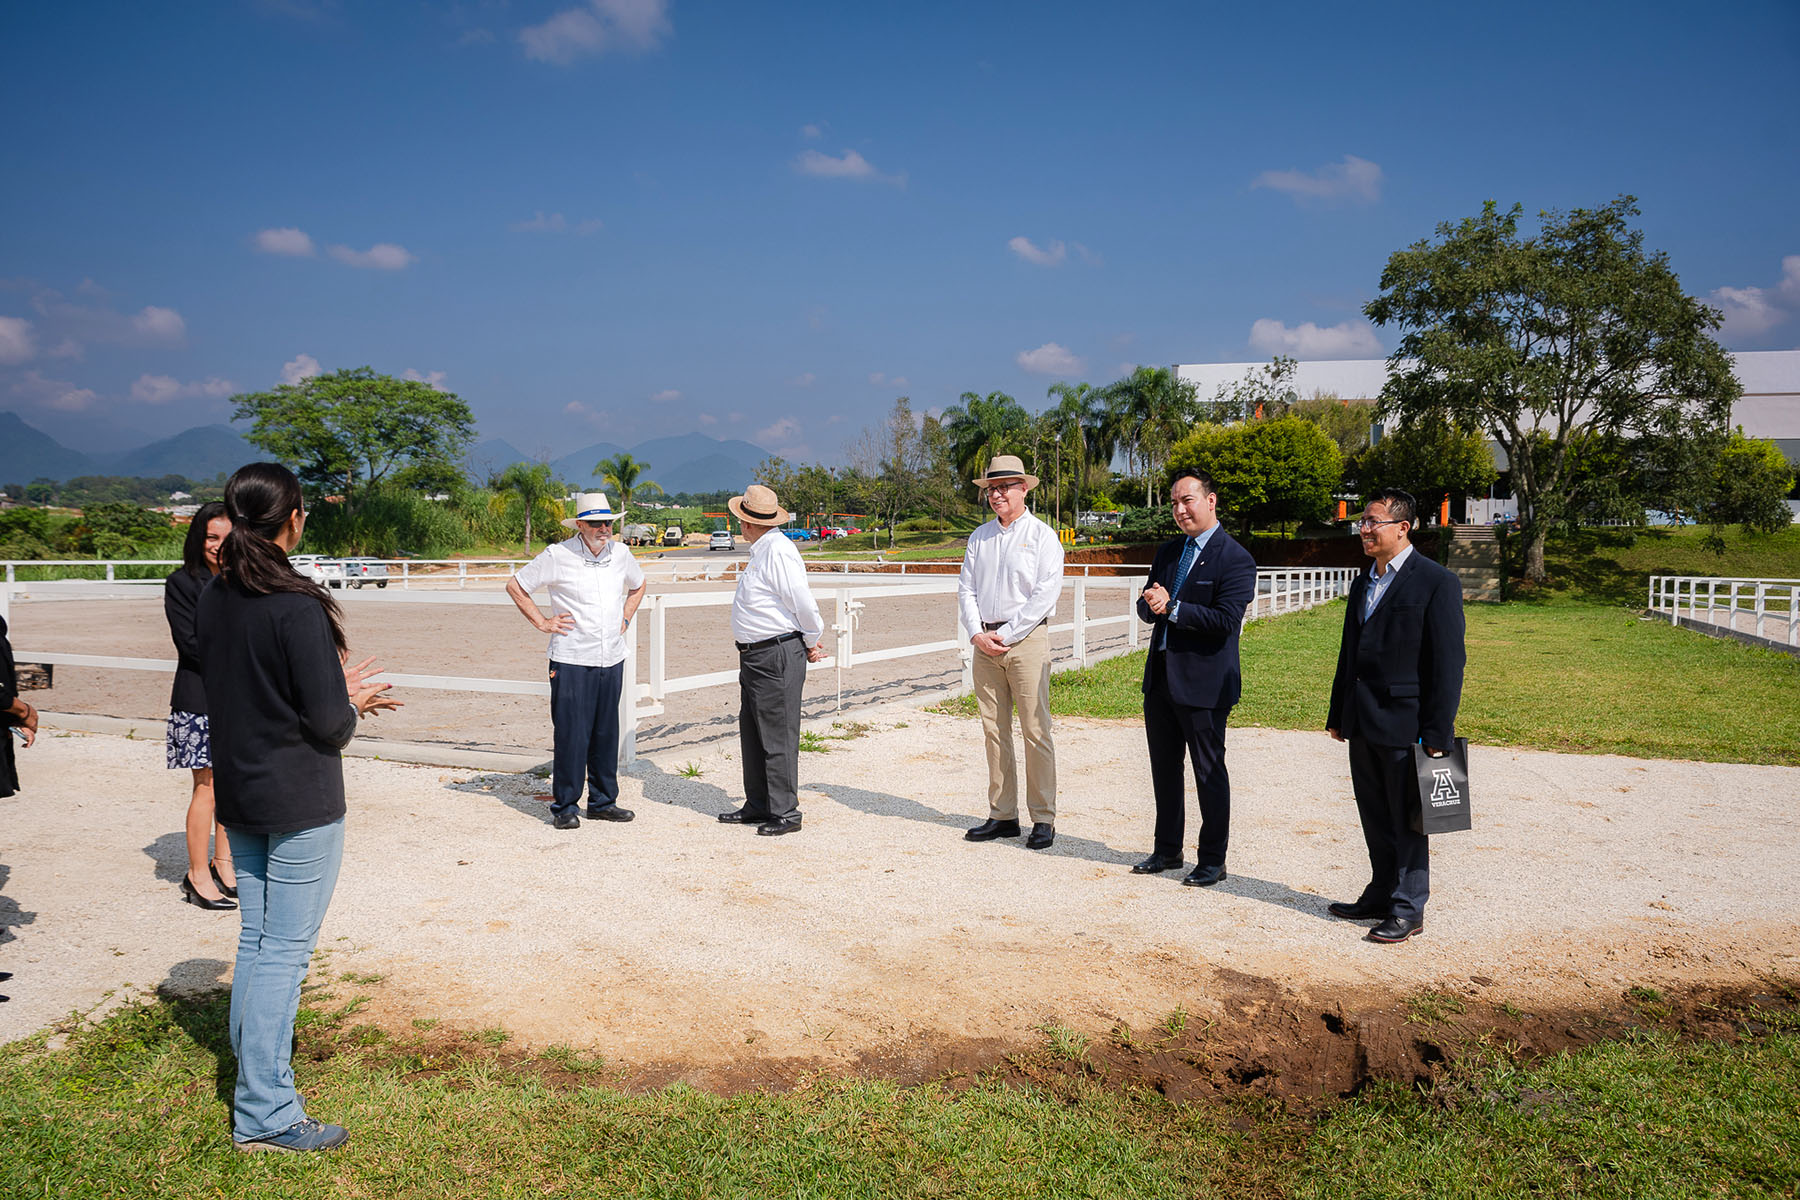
[1174,349,1800,521]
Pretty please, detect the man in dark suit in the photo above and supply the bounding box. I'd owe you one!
[1133,468,1259,888]
[1326,488,1466,944]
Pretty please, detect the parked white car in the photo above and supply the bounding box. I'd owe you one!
[343,557,390,588]
[709,530,736,552]
[290,555,346,588]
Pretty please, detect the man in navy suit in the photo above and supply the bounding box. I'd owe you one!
[1133,468,1259,888]
[1326,488,1466,944]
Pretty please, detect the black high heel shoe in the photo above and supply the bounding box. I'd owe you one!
[210,861,238,899]
[181,873,237,911]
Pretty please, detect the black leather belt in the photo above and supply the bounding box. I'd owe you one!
[736,630,805,652]
[982,619,1046,634]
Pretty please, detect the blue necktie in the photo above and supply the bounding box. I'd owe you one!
[1157,537,1199,649]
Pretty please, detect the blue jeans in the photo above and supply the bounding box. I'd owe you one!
[223,819,345,1140]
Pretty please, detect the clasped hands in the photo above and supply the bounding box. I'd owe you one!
[1142,582,1172,615]
[970,630,1009,658]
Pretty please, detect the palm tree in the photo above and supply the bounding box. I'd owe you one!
[488,462,565,554]
[1046,382,1105,523]
[940,391,1030,485]
[594,452,662,511]
[1105,367,1200,505]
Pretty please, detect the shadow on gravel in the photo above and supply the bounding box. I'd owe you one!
[0,864,37,950]
[809,781,1143,868]
[142,831,187,885]
[630,760,733,816]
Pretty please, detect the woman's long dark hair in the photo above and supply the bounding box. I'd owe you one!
[180,501,228,577]
[219,462,346,652]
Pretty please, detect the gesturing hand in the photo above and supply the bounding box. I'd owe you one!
[344,654,403,717]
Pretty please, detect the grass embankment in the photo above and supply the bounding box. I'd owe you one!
[1518,524,1800,606]
[3,990,1796,1198]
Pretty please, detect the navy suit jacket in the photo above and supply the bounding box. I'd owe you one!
[1136,527,1259,709]
[1326,548,1466,749]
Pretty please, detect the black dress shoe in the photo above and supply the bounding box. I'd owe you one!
[210,861,238,899]
[1130,854,1184,875]
[1025,823,1055,849]
[552,811,581,830]
[964,818,1021,842]
[756,815,802,836]
[1180,864,1227,888]
[586,805,635,822]
[180,874,237,910]
[718,807,771,824]
[1367,916,1425,944]
[1328,898,1390,920]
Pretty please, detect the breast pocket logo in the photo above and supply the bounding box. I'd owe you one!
[1428,768,1461,807]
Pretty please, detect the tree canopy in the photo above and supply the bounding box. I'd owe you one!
[1364,196,1739,582]
[232,367,476,496]
[595,452,662,511]
[1166,417,1342,536]
[1351,418,1497,520]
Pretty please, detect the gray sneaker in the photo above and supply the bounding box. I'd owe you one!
[234,1117,350,1153]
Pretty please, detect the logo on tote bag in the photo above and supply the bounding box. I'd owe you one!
[1428,768,1461,806]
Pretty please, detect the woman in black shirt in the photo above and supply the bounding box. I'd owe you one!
[199,463,397,1154]
[164,500,236,909]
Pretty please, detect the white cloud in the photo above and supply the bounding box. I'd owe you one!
[1008,236,1067,267]
[255,227,316,257]
[131,305,186,343]
[649,388,682,403]
[755,415,803,445]
[1248,318,1383,358]
[404,368,449,391]
[327,242,416,270]
[563,399,614,429]
[1781,255,1800,304]
[130,373,236,405]
[511,212,603,236]
[47,337,80,359]
[1016,342,1084,376]
[520,0,670,64]
[1711,286,1784,338]
[10,369,99,413]
[281,353,322,385]
[458,28,495,46]
[788,372,817,387]
[800,123,823,140]
[793,148,905,185]
[868,372,909,387]
[697,412,719,426]
[0,316,35,365]
[1252,155,1383,205]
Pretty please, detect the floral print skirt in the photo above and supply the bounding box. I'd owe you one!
[166,710,212,769]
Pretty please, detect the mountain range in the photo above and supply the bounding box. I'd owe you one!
[0,412,256,486]
[0,410,773,498]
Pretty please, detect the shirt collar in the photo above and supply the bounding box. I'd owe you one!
[569,535,612,564]
[1370,541,1414,582]
[1190,523,1218,552]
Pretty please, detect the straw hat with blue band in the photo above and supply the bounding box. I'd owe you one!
[560,492,623,529]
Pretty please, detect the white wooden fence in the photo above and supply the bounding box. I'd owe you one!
[5,560,1358,764]
[1648,575,1800,650]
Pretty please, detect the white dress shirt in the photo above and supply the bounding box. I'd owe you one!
[957,508,1065,645]
[511,536,646,667]
[730,530,825,646]
[1363,541,1415,620]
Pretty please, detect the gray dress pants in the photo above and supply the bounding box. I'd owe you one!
[738,635,806,820]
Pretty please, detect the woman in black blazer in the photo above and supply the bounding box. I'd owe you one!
[199,462,397,1154]
[165,500,236,909]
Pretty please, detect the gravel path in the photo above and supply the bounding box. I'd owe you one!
[4,709,1797,1081]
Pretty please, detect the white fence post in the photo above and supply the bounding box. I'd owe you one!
[649,595,667,702]
[1072,579,1088,666]
[618,612,638,765]
[457,561,467,590]
[1126,578,1140,649]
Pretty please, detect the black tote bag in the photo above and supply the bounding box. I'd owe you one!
[1410,737,1472,834]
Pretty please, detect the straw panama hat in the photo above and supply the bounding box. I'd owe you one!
[972,454,1039,491]
[560,492,623,529]
[727,483,793,526]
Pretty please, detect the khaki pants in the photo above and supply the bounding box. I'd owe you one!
[972,623,1057,824]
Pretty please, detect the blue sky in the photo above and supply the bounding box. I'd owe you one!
[2,0,1797,463]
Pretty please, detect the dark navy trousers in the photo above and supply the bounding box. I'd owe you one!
[549,660,624,818]
[1346,738,1431,921]
[1143,650,1233,866]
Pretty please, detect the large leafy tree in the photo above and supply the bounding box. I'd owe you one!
[595,452,662,511]
[1704,431,1795,535]
[1364,197,1739,583]
[487,461,565,554]
[1167,417,1342,537]
[232,367,476,496]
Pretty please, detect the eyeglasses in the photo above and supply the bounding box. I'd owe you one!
[984,484,1023,496]
[1356,517,1405,531]
[577,519,613,528]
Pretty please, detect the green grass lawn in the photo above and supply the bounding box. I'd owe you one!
[3,991,1796,1199]
[1519,523,1800,606]
[935,600,1800,765]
